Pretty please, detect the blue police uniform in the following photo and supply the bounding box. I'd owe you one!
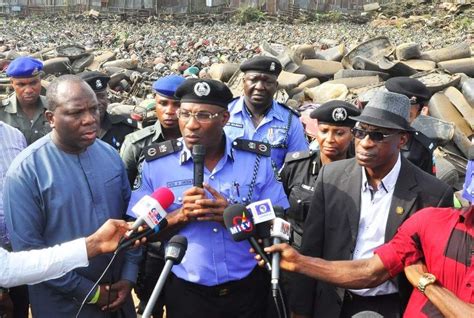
[225,96,308,171]
[128,135,289,286]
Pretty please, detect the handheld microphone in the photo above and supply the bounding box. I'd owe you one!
[223,204,272,272]
[128,187,174,233]
[270,217,291,297]
[115,219,168,254]
[192,144,205,188]
[247,199,276,248]
[142,235,188,318]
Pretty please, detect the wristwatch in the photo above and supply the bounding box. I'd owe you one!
[417,273,436,294]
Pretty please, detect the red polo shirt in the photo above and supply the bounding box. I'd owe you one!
[375,206,473,317]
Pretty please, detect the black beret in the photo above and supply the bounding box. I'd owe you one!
[78,71,110,92]
[175,78,234,109]
[310,100,361,127]
[240,56,282,77]
[385,77,431,104]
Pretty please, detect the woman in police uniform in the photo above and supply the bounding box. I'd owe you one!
[280,100,361,249]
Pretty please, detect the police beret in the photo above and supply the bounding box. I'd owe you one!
[310,100,361,127]
[175,78,233,109]
[6,57,43,78]
[385,77,431,104]
[152,75,185,99]
[78,71,110,92]
[240,56,282,77]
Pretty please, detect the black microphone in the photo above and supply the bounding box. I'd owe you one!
[223,204,272,272]
[192,144,205,188]
[115,219,168,254]
[270,217,291,297]
[142,235,188,318]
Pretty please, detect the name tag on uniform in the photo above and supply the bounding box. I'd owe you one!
[226,122,244,128]
[167,179,193,188]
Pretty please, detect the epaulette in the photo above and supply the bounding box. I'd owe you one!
[127,125,156,144]
[232,138,271,157]
[277,102,300,117]
[109,114,138,128]
[284,150,314,163]
[144,139,183,162]
[413,131,436,153]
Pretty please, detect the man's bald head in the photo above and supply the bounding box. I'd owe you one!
[46,75,96,112]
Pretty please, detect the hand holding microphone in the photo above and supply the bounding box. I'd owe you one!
[270,217,291,297]
[116,187,174,253]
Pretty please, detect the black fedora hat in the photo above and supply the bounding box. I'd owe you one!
[350,91,415,132]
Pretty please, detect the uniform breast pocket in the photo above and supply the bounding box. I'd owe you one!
[287,185,314,223]
[266,126,288,148]
[221,182,252,205]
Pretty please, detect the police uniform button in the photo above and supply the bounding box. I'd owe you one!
[297,199,302,204]
[233,141,238,146]
[177,141,182,147]
[213,228,218,233]
[242,197,248,202]
[178,197,183,202]
[34,130,38,134]
[210,176,215,180]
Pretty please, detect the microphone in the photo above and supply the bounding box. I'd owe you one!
[117,187,174,252]
[270,217,291,297]
[142,235,188,318]
[192,144,205,188]
[247,199,276,248]
[223,204,272,272]
[128,187,174,233]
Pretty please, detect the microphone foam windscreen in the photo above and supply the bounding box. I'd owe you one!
[166,234,188,264]
[151,187,175,209]
[223,204,257,242]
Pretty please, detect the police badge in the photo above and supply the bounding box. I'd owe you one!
[194,82,211,97]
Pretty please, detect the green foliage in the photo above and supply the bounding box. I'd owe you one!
[310,10,342,23]
[234,6,266,25]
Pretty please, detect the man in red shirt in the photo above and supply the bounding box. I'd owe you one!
[259,157,474,317]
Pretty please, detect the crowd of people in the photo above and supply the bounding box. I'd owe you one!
[0,54,472,318]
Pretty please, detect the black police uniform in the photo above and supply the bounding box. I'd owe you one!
[100,112,137,151]
[280,150,322,249]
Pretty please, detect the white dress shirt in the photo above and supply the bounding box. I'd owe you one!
[0,238,88,288]
[350,154,401,296]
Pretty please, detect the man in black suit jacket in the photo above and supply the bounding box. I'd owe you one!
[290,91,453,318]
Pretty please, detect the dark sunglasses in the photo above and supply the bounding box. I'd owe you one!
[351,128,400,142]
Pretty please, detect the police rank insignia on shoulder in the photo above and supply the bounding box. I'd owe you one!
[278,102,300,117]
[284,150,313,163]
[144,139,183,162]
[232,138,271,157]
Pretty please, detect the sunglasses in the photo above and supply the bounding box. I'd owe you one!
[351,128,400,142]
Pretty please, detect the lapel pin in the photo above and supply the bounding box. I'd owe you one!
[396,206,404,215]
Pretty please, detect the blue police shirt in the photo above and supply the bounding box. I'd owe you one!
[128,136,289,286]
[224,96,309,170]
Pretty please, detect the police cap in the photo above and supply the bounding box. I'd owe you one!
[78,71,110,92]
[6,57,43,78]
[152,75,185,99]
[385,77,431,104]
[240,56,282,77]
[175,78,233,109]
[310,100,361,127]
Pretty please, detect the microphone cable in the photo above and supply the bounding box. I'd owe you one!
[75,253,118,318]
[272,282,288,318]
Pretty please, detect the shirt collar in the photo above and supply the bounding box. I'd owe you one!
[362,154,402,193]
[233,96,284,122]
[5,95,47,114]
[151,121,164,142]
[178,135,234,165]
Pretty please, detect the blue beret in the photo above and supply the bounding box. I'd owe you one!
[175,78,233,109]
[6,57,43,78]
[78,71,110,92]
[153,75,186,99]
[310,100,360,127]
[462,159,473,203]
[240,56,282,76]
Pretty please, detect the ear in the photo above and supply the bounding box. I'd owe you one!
[45,110,55,128]
[221,110,230,127]
[398,132,410,149]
